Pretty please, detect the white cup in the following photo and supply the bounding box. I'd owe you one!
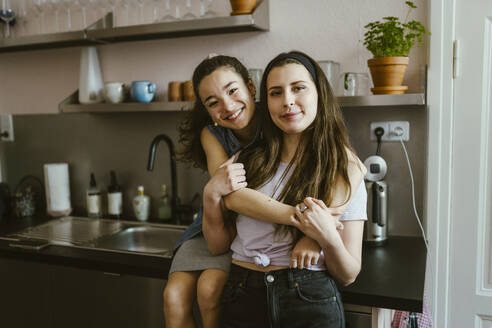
[103,82,125,103]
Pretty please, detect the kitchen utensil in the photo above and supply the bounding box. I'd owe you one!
[317,60,340,92]
[130,81,157,103]
[14,175,45,218]
[182,80,195,101]
[338,72,370,96]
[168,81,183,101]
[103,82,125,103]
[79,46,104,104]
[364,180,388,245]
[43,163,72,217]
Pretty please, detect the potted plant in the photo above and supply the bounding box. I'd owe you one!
[363,1,429,94]
[229,0,257,16]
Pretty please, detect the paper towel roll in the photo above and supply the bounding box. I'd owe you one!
[44,163,72,217]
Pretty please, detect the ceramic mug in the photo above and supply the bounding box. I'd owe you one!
[182,80,196,101]
[103,82,125,103]
[168,81,183,102]
[130,81,157,103]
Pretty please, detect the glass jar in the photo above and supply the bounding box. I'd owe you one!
[338,72,371,96]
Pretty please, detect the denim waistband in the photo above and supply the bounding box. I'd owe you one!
[229,264,334,289]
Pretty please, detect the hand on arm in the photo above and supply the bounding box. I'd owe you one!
[202,155,243,255]
[200,128,297,227]
[200,128,242,255]
[291,198,363,286]
[290,236,321,269]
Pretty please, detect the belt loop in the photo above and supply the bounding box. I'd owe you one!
[287,269,295,289]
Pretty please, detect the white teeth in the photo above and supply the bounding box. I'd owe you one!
[227,108,243,120]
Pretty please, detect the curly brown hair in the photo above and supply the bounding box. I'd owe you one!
[178,55,250,170]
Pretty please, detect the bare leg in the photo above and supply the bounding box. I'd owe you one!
[164,271,200,328]
[196,269,229,328]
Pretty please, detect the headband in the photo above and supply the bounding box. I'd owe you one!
[263,52,318,84]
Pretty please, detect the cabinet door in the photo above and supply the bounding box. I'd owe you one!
[0,258,52,328]
[51,265,166,328]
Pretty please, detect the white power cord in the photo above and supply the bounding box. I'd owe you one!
[392,127,435,289]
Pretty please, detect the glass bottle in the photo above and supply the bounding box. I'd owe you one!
[87,173,102,218]
[107,170,122,219]
[158,184,172,221]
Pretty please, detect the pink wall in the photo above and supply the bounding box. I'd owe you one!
[0,0,428,115]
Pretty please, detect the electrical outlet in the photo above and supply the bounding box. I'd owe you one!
[370,121,410,141]
[0,115,14,142]
[388,121,410,141]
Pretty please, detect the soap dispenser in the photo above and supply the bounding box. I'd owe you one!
[87,173,102,218]
[133,186,150,221]
[158,184,172,222]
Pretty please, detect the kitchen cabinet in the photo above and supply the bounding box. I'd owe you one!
[0,258,52,328]
[0,258,166,328]
[51,266,165,328]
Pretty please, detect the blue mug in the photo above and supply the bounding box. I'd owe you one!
[130,81,157,103]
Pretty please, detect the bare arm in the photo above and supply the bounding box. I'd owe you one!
[201,128,241,254]
[291,198,364,286]
[329,148,367,210]
[201,127,296,227]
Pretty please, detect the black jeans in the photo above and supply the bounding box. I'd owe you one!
[221,264,345,328]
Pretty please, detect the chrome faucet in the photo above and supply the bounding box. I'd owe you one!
[147,134,180,224]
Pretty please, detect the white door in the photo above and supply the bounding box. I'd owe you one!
[450,0,492,326]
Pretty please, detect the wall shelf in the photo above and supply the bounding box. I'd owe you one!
[338,93,426,110]
[59,91,426,113]
[0,0,269,53]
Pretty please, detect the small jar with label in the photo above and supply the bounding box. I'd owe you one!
[87,173,102,218]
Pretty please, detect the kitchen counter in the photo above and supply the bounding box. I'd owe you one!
[0,216,426,313]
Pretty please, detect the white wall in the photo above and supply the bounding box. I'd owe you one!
[0,0,427,114]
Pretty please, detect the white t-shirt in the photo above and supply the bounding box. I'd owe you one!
[230,162,367,270]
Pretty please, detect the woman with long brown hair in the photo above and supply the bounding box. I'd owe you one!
[164,54,364,328]
[204,51,367,328]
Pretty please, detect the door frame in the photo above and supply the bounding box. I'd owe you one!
[426,0,456,326]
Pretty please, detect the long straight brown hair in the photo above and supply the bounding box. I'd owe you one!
[238,51,355,239]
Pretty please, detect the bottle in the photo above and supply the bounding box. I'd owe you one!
[86,173,102,218]
[107,170,122,220]
[158,184,172,222]
[133,186,150,221]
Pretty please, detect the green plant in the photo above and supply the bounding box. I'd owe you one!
[363,1,429,58]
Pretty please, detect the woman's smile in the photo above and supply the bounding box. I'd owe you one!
[224,107,244,121]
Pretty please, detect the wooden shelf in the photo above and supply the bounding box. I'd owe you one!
[60,91,426,113]
[338,93,426,109]
[0,0,269,53]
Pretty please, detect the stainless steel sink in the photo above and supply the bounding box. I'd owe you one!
[3,216,186,258]
[93,225,184,257]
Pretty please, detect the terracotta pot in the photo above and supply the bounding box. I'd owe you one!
[229,0,257,15]
[367,57,409,94]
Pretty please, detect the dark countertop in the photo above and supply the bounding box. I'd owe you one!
[0,216,425,313]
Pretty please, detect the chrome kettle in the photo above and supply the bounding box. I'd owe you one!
[364,180,388,245]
